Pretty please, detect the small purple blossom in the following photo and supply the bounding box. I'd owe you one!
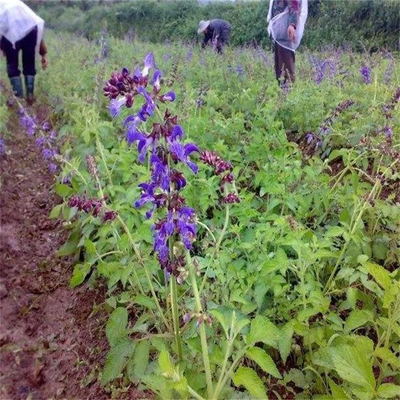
[0,137,5,155]
[108,97,126,118]
[160,91,176,102]
[142,53,155,77]
[360,65,372,84]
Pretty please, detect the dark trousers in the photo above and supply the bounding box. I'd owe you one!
[274,42,295,84]
[215,28,230,54]
[0,27,37,78]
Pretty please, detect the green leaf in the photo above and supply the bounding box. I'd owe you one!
[101,339,134,385]
[127,340,150,381]
[344,309,373,332]
[326,226,345,237]
[159,349,174,378]
[328,344,375,390]
[246,347,281,379]
[233,366,268,399]
[278,323,293,364]
[54,183,73,197]
[69,263,91,288]
[366,263,391,290]
[377,384,400,398]
[49,204,63,219]
[374,348,400,369]
[106,307,128,346]
[133,294,157,310]
[247,315,280,349]
[328,379,351,399]
[57,235,79,256]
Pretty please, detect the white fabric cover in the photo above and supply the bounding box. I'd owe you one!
[267,0,308,52]
[0,0,44,54]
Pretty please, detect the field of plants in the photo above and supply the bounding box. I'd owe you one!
[1,29,400,400]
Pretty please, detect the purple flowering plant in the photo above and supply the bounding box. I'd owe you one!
[103,53,240,393]
[104,52,239,282]
[17,102,60,174]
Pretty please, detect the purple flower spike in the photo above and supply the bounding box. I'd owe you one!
[360,65,372,84]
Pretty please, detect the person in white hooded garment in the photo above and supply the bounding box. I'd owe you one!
[267,0,308,84]
[0,0,48,102]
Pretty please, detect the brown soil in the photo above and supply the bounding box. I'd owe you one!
[0,104,144,400]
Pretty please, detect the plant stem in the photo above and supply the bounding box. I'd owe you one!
[214,204,230,256]
[187,253,213,398]
[116,214,171,331]
[187,385,206,400]
[213,340,233,398]
[199,204,230,293]
[170,276,183,361]
[55,155,89,186]
[214,346,249,398]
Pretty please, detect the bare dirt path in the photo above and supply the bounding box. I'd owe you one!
[0,105,139,400]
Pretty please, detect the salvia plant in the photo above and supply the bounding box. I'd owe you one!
[98,53,268,399]
[17,103,59,173]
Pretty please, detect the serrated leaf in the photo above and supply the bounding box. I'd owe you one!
[344,309,373,332]
[101,339,134,385]
[377,384,400,398]
[127,340,150,381]
[233,366,268,399]
[366,263,391,290]
[246,347,281,379]
[209,309,230,337]
[374,347,400,369]
[247,315,279,349]
[69,263,91,288]
[106,307,128,346]
[278,323,293,363]
[328,344,375,390]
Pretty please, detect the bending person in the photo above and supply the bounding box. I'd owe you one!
[0,0,48,103]
[267,0,307,84]
[198,19,231,54]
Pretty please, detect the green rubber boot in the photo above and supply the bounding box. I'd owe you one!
[24,75,35,105]
[9,76,23,97]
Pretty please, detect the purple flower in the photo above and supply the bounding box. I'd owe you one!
[152,70,162,91]
[169,142,199,173]
[35,137,46,148]
[151,153,170,191]
[20,114,37,136]
[48,163,58,173]
[171,125,184,142]
[0,138,5,155]
[108,97,126,118]
[160,91,176,102]
[142,53,155,77]
[383,126,393,138]
[360,66,372,84]
[42,148,56,160]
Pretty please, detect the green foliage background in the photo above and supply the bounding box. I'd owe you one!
[29,0,400,51]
